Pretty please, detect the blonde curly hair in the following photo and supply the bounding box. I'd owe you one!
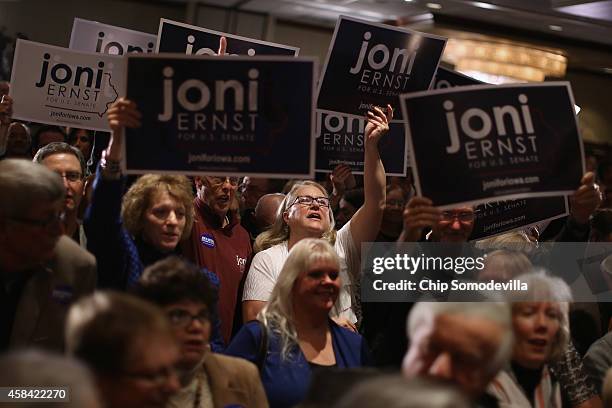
[121,174,194,241]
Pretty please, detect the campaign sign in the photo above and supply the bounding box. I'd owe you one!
[69,17,157,55]
[124,55,315,178]
[431,66,483,89]
[400,83,584,208]
[471,196,569,240]
[315,111,406,176]
[316,15,446,120]
[156,19,299,56]
[9,39,122,131]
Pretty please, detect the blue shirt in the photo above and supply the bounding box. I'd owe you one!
[225,319,370,408]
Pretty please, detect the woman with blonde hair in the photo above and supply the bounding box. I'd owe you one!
[242,105,393,325]
[226,238,369,408]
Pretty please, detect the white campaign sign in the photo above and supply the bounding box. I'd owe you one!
[69,17,157,55]
[10,39,124,131]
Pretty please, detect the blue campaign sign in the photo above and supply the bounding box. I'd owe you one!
[316,15,446,120]
[431,66,483,89]
[124,55,316,178]
[315,111,406,176]
[400,82,585,209]
[156,19,299,56]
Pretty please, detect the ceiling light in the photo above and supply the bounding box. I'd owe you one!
[549,25,563,31]
[443,39,567,82]
[472,2,499,10]
[426,3,442,9]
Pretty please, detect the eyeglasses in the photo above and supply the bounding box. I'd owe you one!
[291,195,330,208]
[9,211,65,229]
[167,309,210,328]
[440,211,475,222]
[54,171,83,183]
[386,199,406,208]
[207,176,239,187]
[121,365,178,386]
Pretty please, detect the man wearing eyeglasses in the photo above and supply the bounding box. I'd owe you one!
[0,159,96,351]
[183,175,252,345]
[33,142,87,245]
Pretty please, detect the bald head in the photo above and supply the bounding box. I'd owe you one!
[255,193,285,230]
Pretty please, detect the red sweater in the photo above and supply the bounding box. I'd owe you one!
[183,198,252,344]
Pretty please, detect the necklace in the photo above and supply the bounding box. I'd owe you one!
[193,370,203,408]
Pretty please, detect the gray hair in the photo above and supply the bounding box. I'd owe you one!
[65,291,174,375]
[407,300,513,375]
[33,141,87,176]
[0,159,64,219]
[478,249,533,282]
[506,270,573,360]
[334,375,470,408]
[0,350,101,408]
[254,181,336,253]
[259,238,340,359]
[475,231,535,254]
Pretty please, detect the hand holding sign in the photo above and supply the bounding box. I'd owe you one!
[106,98,142,162]
[400,196,442,242]
[365,104,393,146]
[0,94,13,125]
[570,172,603,225]
[330,164,356,196]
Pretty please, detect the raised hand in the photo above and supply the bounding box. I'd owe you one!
[0,94,13,125]
[217,36,227,55]
[401,196,441,242]
[330,164,356,196]
[570,171,602,225]
[106,98,142,161]
[365,104,393,145]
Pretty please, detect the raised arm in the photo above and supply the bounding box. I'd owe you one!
[349,105,392,247]
[0,95,13,156]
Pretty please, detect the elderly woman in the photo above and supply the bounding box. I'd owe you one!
[226,238,369,408]
[488,271,572,407]
[134,256,268,408]
[84,99,224,349]
[242,105,393,325]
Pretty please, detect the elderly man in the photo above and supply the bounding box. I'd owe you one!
[403,301,512,407]
[66,291,181,408]
[0,159,96,351]
[183,175,252,344]
[34,142,87,244]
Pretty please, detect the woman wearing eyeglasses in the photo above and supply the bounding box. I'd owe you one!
[84,98,225,351]
[135,256,268,408]
[242,105,393,327]
[226,238,369,408]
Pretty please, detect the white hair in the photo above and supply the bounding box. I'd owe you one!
[0,350,100,408]
[407,300,513,375]
[506,269,573,360]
